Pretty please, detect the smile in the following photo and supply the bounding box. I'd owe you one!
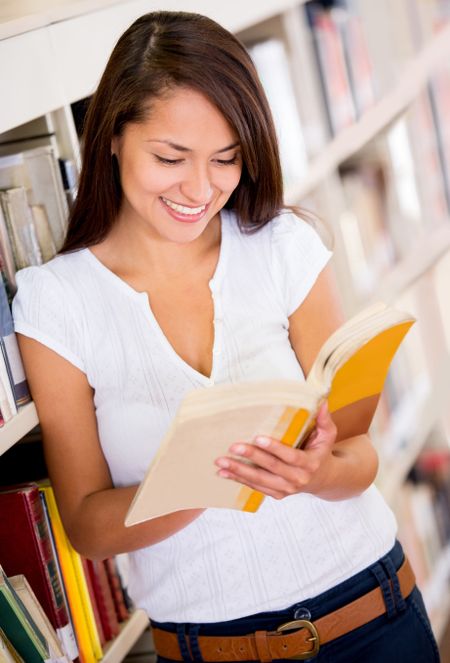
[160,196,208,215]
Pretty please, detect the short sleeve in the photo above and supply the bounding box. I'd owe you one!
[271,212,333,317]
[12,265,86,373]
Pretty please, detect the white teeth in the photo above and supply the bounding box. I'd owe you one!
[161,197,206,215]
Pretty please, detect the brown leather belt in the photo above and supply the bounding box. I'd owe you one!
[152,557,415,661]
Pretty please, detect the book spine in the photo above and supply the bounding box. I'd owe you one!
[103,559,129,623]
[0,200,17,292]
[0,277,30,406]
[0,488,70,642]
[68,551,103,661]
[80,559,105,647]
[0,625,25,663]
[21,490,73,642]
[84,560,119,642]
[38,492,78,662]
[0,595,43,663]
[41,486,96,663]
[0,351,16,422]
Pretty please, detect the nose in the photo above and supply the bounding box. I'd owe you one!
[180,164,213,203]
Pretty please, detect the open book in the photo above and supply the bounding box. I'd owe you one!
[125,303,415,526]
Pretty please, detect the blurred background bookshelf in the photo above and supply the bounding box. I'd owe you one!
[2,0,450,660]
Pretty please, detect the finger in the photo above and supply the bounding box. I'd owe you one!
[215,468,287,500]
[215,453,305,494]
[304,403,337,450]
[215,449,314,495]
[249,436,310,467]
[316,401,336,435]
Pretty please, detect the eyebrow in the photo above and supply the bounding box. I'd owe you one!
[146,140,240,153]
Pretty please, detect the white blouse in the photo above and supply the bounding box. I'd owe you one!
[13,209,397,622]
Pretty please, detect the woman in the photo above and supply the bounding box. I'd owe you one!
[13,11,439,663]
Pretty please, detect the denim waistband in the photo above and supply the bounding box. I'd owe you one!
[151,540,405,637]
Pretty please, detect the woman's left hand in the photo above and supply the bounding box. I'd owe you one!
[214,402,338,499]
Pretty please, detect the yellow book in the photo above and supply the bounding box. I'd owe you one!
[125,302,415,526]
[40,486,100,663]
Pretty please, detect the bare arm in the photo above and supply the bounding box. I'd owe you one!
[215,265,379,501]
[18,334,203,560]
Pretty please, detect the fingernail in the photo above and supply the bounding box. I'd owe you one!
[216,458,230,468]
[218,470,230,478]
[255,436,271,447]
[231,444,246,455]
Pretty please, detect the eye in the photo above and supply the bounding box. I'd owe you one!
[215,156,240,166]
[154,155,183,165]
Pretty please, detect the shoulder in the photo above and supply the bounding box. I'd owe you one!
[13,250,88,316]
[224,208,326,244]
[15,250,87,290]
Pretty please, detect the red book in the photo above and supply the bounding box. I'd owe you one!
[0,484,77,657]
[80,557,106,646]
[103,558,129,622]
[85,559,119,642]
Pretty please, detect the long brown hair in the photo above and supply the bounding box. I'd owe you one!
[62,11,286,252]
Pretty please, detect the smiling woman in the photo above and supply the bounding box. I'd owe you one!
[107,88,243,244]
[11,9,439,663]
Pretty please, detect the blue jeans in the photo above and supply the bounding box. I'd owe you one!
[152,540,440,662]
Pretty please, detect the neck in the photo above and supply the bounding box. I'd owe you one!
[90,213,221,282]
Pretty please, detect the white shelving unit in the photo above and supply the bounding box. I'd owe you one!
[0,402,38,456]
[377,354,450,506]
[2,0,450,655]
[285,20,450,203]
[102,610,149,663]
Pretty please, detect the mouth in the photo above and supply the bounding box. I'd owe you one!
[160,196,209,218]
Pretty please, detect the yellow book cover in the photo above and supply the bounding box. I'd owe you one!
[40,486,100,663]
[125,302,415,526]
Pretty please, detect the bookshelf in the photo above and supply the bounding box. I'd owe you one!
[0,402,38,456]
[101,610,149,663]
[1,0,450,657]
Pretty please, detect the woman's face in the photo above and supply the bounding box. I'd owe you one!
[112,87,243,244]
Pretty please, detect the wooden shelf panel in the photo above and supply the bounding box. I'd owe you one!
[101,610,149,663]
[0,401,39,457]
[286,22,450,202]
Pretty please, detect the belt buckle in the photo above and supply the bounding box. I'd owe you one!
[276,619,320,660]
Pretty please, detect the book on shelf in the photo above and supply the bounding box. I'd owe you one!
[0,626,23,663]
[338,163,396,296]
[304,0,356,135]
[125,302,415,526]
[0,188,42,269]
[407,91,449,227]
[39,482,131,663]
[334,0,376,117]
[23,148,68,251]
[80,559,106,649]
[0,146,68,259]
[385,118,424,252]
[83,560,119,643]
[0,343,18,423]
[0,275,30,407]
[0,204,17,293]
[38,483,98,663]
[9,575,69,662]
[0,566,50,663]
[247,38,308,188]
[0,484,77,661]
[103,559,129,623]
[429,70,450,211]
[30,205,57,264]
